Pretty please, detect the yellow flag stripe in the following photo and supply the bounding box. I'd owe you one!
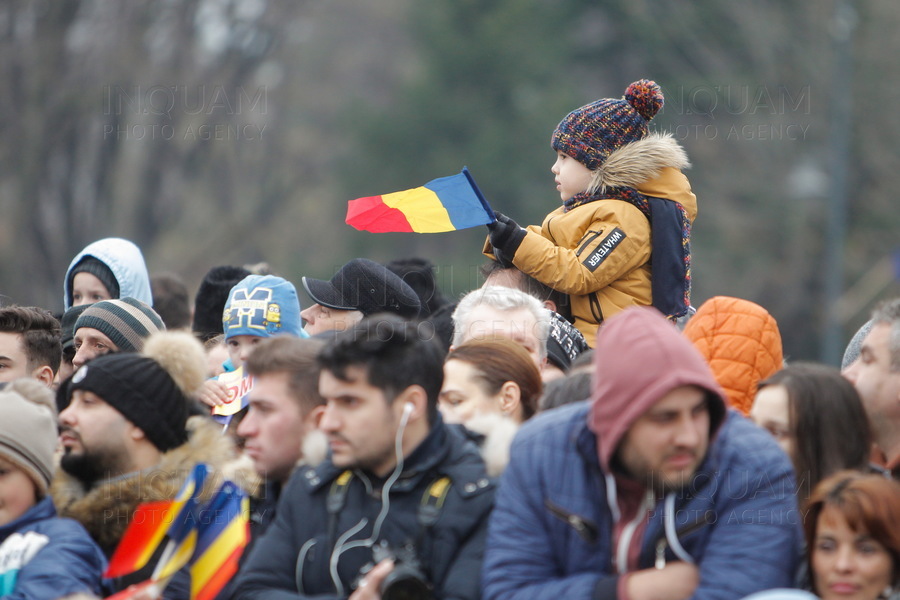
[190,518,247,596]
[382,188,454,233]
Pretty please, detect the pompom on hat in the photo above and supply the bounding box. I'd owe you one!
[551,79,665,170]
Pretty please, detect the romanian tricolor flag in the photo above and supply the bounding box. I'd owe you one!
[345,167,495,233]
[190,481,250,600]
[105,464,209,578]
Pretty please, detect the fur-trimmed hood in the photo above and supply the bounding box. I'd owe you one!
[588,132,690,193]
[51,416,239,555]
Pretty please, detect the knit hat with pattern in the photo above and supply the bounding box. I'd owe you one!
[74,297,165,352]
[551,79,664,170]
[223,274,305,339]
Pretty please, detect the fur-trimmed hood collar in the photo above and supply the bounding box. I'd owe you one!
[51,416,238,555]
[588,132,690,192]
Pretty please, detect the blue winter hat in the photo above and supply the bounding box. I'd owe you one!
[223,275,307,339]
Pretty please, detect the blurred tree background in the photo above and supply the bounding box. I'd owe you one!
[1,0,897,363]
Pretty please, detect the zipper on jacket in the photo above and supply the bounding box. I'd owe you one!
[653,510,715,569]
[576,230,604,257]
[544,499,598,543]
[589,292,604,323]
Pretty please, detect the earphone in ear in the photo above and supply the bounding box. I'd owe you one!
[403,402,414,417]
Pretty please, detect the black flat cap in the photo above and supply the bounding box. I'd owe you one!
[302,258,421,319]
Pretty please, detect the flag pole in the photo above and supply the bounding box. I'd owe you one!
[151,539,179,580]
[461,167,496,223]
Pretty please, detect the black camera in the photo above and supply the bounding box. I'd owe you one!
[363,540,432,600]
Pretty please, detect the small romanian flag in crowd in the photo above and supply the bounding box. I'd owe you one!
[190,482,250,600]
[346,167,495,233]
[105,464,209,578]
[104,465,250,600]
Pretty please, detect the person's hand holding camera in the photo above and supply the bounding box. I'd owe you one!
[350,559,395,600]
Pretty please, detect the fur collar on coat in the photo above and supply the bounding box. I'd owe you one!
[51,416,238,555]
[588,132,690,193]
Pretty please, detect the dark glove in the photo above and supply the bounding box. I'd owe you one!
[487,211,526,263]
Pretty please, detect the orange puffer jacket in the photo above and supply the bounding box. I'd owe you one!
[682,295,784,415]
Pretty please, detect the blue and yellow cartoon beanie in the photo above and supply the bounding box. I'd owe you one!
[223,275,307,339]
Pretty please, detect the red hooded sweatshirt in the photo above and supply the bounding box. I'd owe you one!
[587,307,727,595]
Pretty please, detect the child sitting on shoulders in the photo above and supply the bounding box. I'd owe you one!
[485,79,697,346]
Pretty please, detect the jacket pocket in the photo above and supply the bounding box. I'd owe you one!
[544,499,598,543]
[576,230,604,257]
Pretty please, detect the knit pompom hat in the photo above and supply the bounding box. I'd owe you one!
[0,379,58,496]
[551,79,664,170]
[60,331,206,452]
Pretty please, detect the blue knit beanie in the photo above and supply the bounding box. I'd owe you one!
[223,275,306,339]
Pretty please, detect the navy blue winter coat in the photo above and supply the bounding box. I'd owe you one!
[233,420,495,600]
[482,403,804,600]
[0,495,106,598]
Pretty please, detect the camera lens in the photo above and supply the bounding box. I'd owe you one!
[381,566,432,600]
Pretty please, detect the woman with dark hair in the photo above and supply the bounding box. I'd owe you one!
[440,338,542,476]
[804,471,900,600]
[751,362,873,502]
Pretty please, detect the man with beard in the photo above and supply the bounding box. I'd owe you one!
[52,330,235,598]
[482,307,803,600]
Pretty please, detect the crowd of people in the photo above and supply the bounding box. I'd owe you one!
[0,77,897,600]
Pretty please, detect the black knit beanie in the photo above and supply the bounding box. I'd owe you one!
[69,257,120,303]
[61,352,188,452]
[192,265,253,342]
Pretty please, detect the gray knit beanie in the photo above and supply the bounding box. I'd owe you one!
[74,297,165,352]
[0,379,57,496]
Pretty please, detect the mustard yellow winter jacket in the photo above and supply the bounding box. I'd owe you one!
[484,133,697,346]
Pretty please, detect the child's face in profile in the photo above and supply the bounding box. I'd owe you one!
[551,151,594,202]
[0,456,37,527]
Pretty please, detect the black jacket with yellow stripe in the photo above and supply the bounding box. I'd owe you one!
[233,417,494,600]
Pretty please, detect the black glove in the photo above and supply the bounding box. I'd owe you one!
[487,211,526,263]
